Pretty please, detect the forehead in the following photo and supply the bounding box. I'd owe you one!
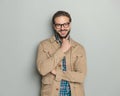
[54,16,69,24]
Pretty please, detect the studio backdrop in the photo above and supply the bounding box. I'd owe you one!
[0,0,120,96]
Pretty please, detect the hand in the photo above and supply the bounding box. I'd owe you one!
[51,69,56,75]
[61,38,71,53]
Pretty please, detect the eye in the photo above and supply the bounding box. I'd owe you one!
[56,24,60,27]
[55,24,61,28]
[63,23,70,27]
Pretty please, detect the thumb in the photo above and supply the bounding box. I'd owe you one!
[62,38,66,42]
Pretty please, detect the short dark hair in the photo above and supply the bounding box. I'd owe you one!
[52,10,72,24]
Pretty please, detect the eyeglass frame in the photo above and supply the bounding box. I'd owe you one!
[54,22,70,29]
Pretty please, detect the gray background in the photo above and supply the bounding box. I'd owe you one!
[0,0,120,96]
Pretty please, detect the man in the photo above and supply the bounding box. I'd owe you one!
[37,10,87,96]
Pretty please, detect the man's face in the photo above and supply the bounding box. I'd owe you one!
[53,16,71,39]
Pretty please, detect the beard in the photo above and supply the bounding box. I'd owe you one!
[54,29,70,39]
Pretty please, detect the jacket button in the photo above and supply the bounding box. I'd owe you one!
[56,88,59,90]
[58,64,61,67]
[58,63,61,67]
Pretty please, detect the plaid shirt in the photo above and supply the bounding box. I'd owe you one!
[55,34,71,96]
[59,57,71,96]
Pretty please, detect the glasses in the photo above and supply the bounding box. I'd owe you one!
[54,22,70,29]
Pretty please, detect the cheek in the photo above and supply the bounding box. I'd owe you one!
[55,29,60,33]
[55,28,61,32]
[54,27,59,32]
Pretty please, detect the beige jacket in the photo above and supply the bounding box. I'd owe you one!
[37,36,87,96]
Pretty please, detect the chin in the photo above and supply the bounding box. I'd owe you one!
[60,35,67,39]
[61,35,67,37]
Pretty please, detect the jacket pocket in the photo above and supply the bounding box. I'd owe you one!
[41,76,53,96]
[73,83,84,96]
[71,55,80,71]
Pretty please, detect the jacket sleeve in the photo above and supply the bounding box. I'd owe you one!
[55,46,87,83]
[36,42,65,76]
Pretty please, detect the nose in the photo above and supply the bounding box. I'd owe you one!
[61,25,65,30]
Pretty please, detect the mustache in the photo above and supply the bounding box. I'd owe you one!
[59,29,68,32]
